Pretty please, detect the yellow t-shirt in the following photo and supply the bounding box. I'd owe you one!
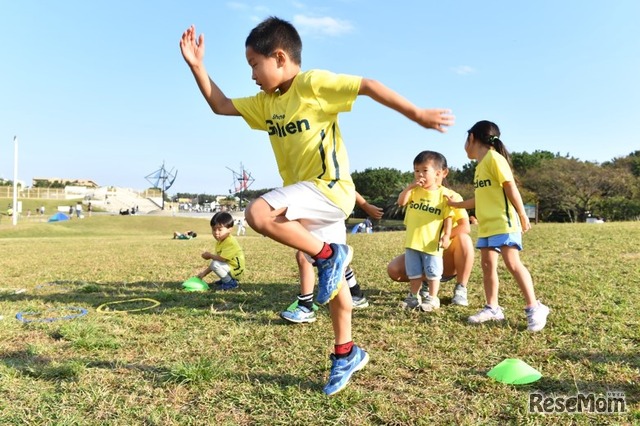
[403,186,454,256]
[443,187,469,228]
[216,235,245,279]
[474,149,521,237]
[232,69,361,215]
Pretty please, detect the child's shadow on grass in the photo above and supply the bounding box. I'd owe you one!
[0,350,170,383]
[5,280,300,318]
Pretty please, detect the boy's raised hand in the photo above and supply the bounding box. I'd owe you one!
[415,109,455,133]
[180,25,205,67]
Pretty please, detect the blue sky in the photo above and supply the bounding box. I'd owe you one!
[1,1,638,196]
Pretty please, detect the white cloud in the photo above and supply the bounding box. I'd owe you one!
[226,2,249,11]
[293,14,354,37]
[452,65,476,75]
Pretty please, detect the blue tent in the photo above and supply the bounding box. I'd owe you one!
[48,212,70,222]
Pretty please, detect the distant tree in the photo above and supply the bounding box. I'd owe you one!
[511,150,557,176]
[239,188,274,201]
[218,196,238,211]
[0,179,12,186]
[351,167,410,206]
[523,157,625,222]
[603,150,640,178]
[174,192,198,201]
[593,196,640,221]
[448,162,476,187]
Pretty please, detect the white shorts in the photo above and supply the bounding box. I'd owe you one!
[209,260,231,279]
[261,181,347,245]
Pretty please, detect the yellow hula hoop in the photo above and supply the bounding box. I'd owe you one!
[96,298,161,314]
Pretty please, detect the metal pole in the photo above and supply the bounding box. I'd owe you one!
[12,136,19,226]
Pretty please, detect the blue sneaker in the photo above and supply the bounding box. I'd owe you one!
[323,344,369,396]
[315,244,353,305]
[280,305,317,324]
[216,278,238,291]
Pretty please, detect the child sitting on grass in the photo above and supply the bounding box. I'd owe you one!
[196,212,245,290]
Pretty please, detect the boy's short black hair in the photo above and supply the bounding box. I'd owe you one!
[245,16,302,65]
[210,212,235,228]
[413,150,448,170]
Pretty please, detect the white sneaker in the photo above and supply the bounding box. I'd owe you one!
[468,305,505,324]
[526,301,550,332]
[451,284,468,306]
[420,295,440,312]
[419,281,429,300]
[352,295,369,309]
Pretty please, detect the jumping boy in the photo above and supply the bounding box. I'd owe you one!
[180,16,453,395]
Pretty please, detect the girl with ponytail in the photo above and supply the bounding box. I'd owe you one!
[447,120,549,332]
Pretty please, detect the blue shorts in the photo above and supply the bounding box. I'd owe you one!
[404,248,443,280]
[476,232,523,252]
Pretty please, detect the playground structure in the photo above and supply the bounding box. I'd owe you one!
[227,164,255,209]
[145,162,177,210]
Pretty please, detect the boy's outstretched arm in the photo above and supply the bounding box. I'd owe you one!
[359,78,454,132]
[180,25,239,116]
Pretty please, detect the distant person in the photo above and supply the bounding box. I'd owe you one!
[68,205,74,218]
[196,212,245,290]
[75,202,83,218]
[396,151,454,312]
[363,217,373,234]
[173,230,197,240]
[87,202,92,217]
[180,17,453,395]
[447,120,549,332]
[236,217,247,236]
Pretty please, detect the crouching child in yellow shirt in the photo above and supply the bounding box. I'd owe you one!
[197,212,245,290]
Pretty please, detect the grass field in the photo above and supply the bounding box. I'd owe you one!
[1,215,638,425]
